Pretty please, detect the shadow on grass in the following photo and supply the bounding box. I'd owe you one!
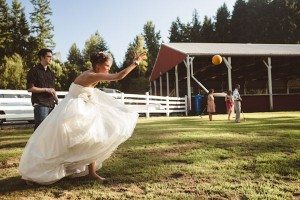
[0,141,298,194]
[0,141,28,149]
[0,114,299,195]
[0,175,110,194]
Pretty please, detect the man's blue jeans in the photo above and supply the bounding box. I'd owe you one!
[34,105,52,130]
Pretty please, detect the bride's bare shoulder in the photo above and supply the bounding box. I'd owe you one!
[82,70,93,75]
[76,70,93,78]
[74,70,92,83]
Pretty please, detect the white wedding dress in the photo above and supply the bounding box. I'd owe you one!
[19,83,138,185]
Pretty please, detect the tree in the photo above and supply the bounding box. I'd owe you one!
[82,31,108,70]
[0,0,12,61]
[10,0,30,58]
[180,21,191,42]
[30,0,55,50]
[60,62,80,91]
[104,52,120,89]
[49,59,63,90]
[169,17,191,42]
[0,54,26,89]
[59,43,84,90]
[169,17,182,42]
[119,35,148,93]
[67,43,84,70]
[200,16,215,42]
[122,35,148,76]
[25,36,40,69]
[214,3,231,42]
[82,31,108,61]
[295,0,300,43]
[231,0,249,42]
[246,0,270,43]
[190,9,202,42]
[266,0,299,43]
[143,21,161,77]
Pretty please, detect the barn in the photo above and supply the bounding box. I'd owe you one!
[149,43,300,113]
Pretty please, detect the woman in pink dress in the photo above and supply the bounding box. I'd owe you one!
[207,89,215,121]
[225,90,234,120]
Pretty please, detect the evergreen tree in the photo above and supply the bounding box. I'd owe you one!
[266,0,298,43]
[143,21,161,77]
[231,0,249,42]
[295,0,300,43]
[67,43,84,70]
[25,36,39,69]
[122,35,147,77]
[104,52,120,89]
[0,0,12,61]
[200,16,214,42]
[0,53,26,89]
[246,0,270,43]
[60,62,80,91]
[119,35,148,93]
[214,3,231,42]
[169,17,182,42]
[10,0,30,57]
[30,0,55,50]
[180,21,191,42]
[169,17,191,42]
[190,9,202,42]
[49,59,63,90]
[59,43,84,90]
[109,52,118,74]
[82,31,108,70]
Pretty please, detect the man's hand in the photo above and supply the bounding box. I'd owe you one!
[45,88,56,96]
[53,92,59,104]
[45,88,59,104]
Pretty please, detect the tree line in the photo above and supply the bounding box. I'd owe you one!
[0,0,299,93]
[169,0,299,44]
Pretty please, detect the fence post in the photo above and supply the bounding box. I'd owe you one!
[166,96,170,117]
[146,92,150,118]
[185,95,188,116]
[121,93,125,104]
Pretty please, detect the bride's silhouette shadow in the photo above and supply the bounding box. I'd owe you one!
[0,169,140,194]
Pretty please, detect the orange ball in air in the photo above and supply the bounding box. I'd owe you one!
[212,55,222,65]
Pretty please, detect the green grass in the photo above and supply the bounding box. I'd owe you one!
[0,112,299,199]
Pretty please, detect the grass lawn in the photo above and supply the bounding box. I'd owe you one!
[0,112,299,199]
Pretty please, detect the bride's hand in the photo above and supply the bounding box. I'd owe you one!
[134,52,147,63]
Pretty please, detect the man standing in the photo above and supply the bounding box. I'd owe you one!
[233,84,242,123]
[27,48,57,130]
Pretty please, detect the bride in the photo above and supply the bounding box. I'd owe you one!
[19,51,146,185]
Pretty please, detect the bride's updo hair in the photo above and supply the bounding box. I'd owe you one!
[90,52,113,68]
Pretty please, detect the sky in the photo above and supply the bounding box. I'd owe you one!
[10,0,236,64]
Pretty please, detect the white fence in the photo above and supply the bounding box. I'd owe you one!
[0,89,187,123]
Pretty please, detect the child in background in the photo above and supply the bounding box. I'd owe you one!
[207,89,215,121]
[225,90,234,120]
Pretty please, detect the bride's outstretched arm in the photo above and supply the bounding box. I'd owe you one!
[90,53,147,82]
[92,62,138,81]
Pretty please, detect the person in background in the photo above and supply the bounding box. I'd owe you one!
[233,84,242,123]
[225,90,234,120]
[27,48,57,130]
[207,88,216,121]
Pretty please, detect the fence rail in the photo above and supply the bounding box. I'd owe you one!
[0,89,187,122]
